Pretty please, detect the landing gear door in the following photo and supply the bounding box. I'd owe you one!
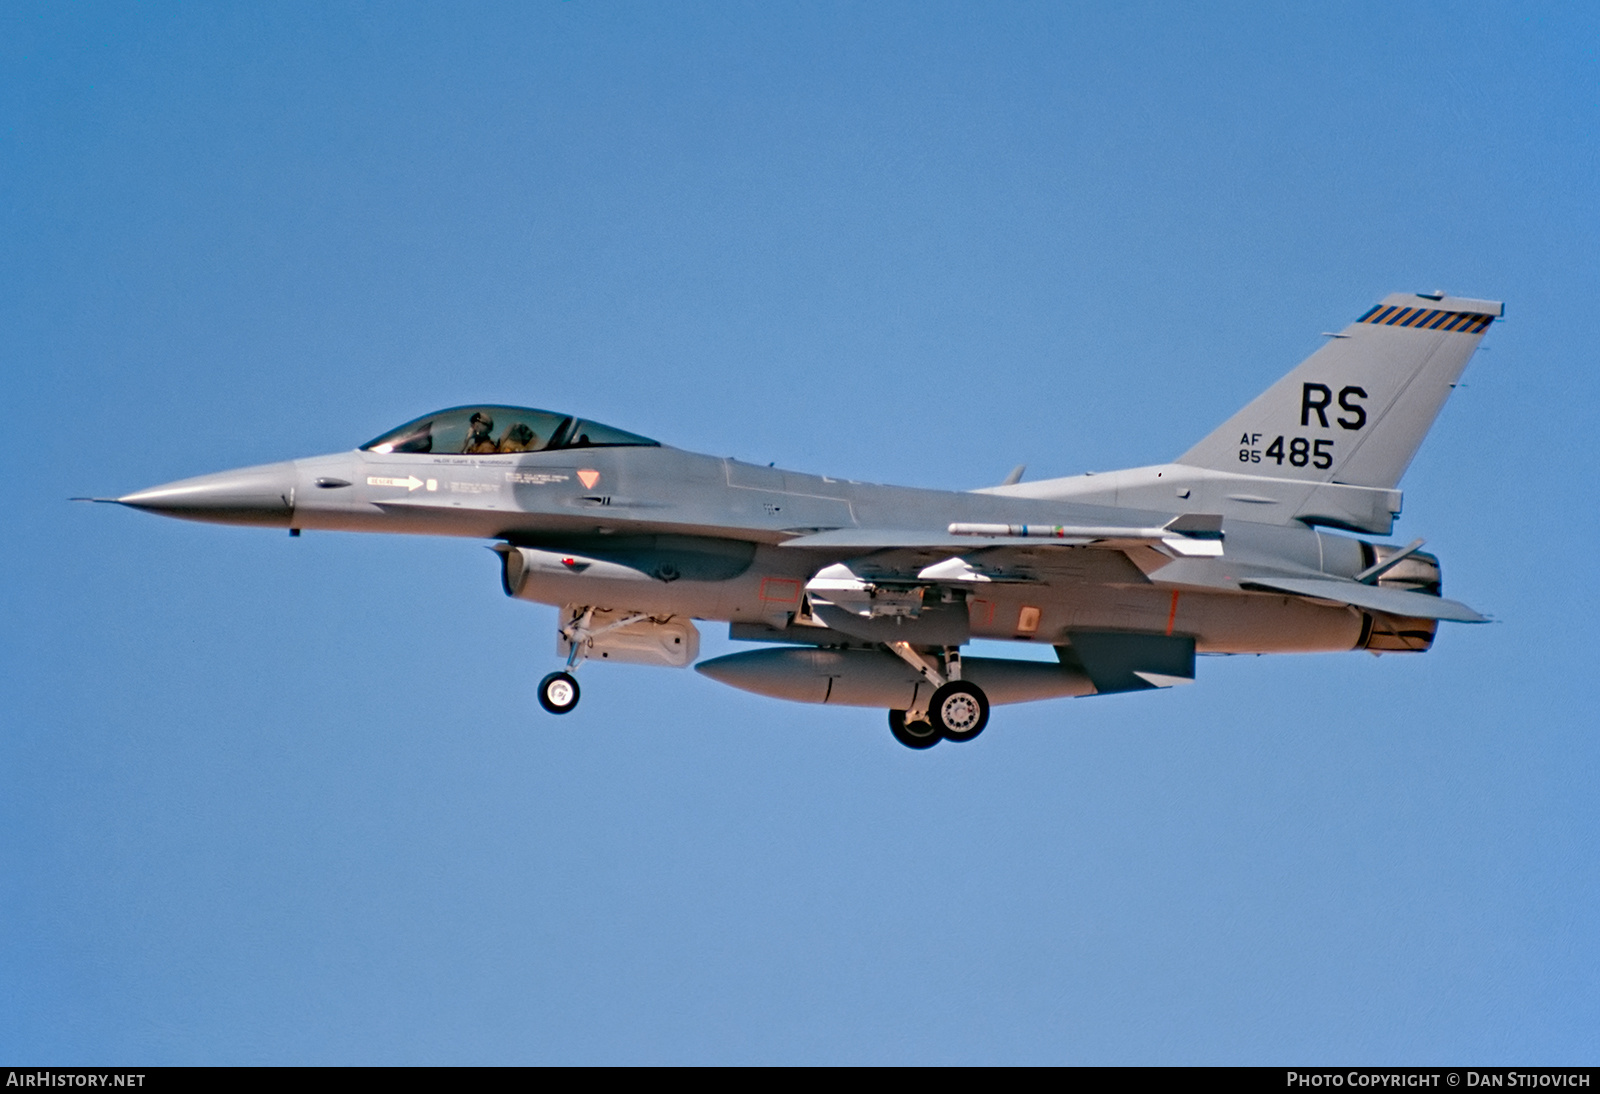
[557,608,701,668]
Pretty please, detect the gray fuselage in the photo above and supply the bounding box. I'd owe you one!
[131,441,1400,658]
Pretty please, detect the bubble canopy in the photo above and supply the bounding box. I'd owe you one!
[361,405,659,456]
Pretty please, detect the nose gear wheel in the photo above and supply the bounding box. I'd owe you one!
[538,671,581,714]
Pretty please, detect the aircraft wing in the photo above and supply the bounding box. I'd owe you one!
[1236,575,1487,622]
[787,528,1484,622]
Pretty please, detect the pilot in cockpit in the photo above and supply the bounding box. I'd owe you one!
[462,412,498,454]
[497,422,537,452]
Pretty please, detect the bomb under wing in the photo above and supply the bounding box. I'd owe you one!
[93,291,1497,749]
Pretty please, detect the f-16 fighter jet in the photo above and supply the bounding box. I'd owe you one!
[97,292,1496,749]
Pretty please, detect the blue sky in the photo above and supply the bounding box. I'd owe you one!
[3,2,1597,1064]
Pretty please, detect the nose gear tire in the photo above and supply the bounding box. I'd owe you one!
[538,671,581,714]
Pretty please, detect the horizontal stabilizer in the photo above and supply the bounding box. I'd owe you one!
[1239,575,1486,622]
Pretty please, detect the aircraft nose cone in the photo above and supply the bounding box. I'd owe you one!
[117,461,298,527]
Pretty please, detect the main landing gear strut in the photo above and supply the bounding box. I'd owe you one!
[885,643,990,749]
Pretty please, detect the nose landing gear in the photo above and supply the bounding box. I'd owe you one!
[537,606,657,715]
[537,607,597,715]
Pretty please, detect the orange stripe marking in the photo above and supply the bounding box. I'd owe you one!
[1165,589,1180,636]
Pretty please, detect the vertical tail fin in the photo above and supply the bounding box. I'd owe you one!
[1178,293,1502,490]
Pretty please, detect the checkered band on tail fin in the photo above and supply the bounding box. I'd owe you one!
[1356,305,1494,334]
